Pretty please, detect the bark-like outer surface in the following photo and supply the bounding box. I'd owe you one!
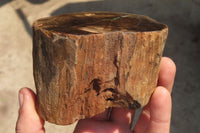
[33,12,168,125]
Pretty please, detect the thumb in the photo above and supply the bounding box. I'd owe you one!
[16,88,45,133]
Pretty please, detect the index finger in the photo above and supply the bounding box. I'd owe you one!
[158,57,176,93]
[133,57,176,132]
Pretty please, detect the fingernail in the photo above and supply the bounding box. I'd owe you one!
[19,92,23,107]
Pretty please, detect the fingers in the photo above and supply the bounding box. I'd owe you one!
[91,107,134,128]
[134,86,171,133]
[91,108,109,121]
[147,86,172,133]
[158,57,176,93]
[134,57,175,132]
[74,119,113,133]
[91,107,135,129]
[109,107,135,128]
[74,119,132,133]
[16,88,45,133]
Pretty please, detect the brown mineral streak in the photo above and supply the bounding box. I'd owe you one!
[33,12,168,125]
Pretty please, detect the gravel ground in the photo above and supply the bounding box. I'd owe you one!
[0,0,199,133]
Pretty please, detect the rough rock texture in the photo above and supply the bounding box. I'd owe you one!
[33,12,168,125]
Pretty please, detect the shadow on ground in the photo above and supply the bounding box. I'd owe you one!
[16,9,32,36]
[51,0,154,16]
[0,0,49,7]
[26,0,49,4]
[0,0,13,7]
[14,0,49,36]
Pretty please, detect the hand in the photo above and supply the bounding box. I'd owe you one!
[16,57,176,133]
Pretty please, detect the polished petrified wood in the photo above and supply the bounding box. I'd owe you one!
[33,12,168,125]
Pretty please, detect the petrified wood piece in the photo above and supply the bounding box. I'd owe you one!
[33,12,168,125]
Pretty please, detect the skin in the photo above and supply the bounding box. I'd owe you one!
[16,57,176,133]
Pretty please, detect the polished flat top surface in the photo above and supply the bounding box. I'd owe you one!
[34,12,167,35]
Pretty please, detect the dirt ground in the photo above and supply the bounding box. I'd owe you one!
[0,0,200,133]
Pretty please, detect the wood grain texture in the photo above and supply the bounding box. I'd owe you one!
[33,12,168,125]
